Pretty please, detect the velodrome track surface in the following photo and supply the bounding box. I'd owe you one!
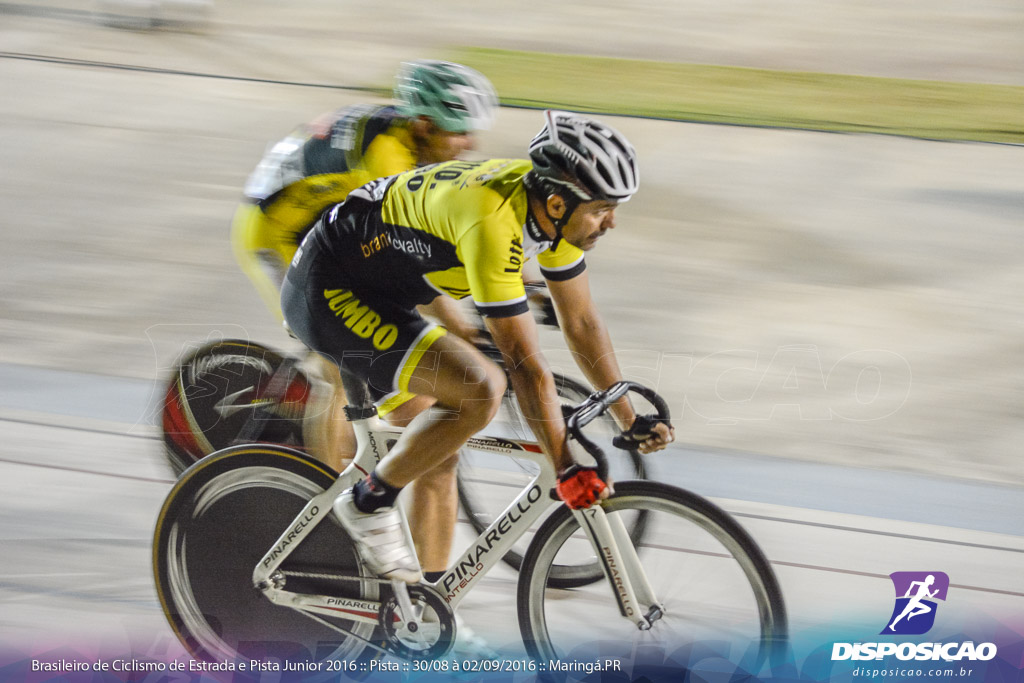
[1,0,1022,664]
[1,378,1022,656]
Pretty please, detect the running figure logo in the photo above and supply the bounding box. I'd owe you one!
[881,571,949,635]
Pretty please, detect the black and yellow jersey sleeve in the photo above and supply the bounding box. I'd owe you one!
[459,213,532,317]
[536,237,586,282]
[316,158,587,318]
[361,129,417,184]
[243,105,417,248]
[300,104,414,180]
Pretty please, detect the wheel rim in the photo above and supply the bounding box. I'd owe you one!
[161,465,375,661]
[526,492,782,666]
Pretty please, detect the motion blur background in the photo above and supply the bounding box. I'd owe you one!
[1,0,1021,659]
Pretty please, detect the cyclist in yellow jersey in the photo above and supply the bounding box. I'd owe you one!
[282,111,676,584]
[233,61,497,595]
[233,59,496,325]
[232,60,497,469]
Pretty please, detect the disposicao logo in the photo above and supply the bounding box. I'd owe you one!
[881,571,949,635]
[831,571,997,662]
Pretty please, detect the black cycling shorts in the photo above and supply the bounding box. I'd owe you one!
[281,222,446,416]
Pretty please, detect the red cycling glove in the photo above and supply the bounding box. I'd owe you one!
[556,465,609,510]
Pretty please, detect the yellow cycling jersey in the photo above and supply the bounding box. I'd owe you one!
[233,105,420,319]
[314,158,586,318]
[242,104,418,253]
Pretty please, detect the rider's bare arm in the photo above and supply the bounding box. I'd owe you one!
[547,272,675,454]
[484,311,574,474]
[547,272,634,428]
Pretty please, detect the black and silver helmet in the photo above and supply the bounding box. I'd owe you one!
[528,110,639,203]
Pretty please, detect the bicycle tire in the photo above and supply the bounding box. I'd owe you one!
[152,444,378,663]
[456,373,647,588]
[161,340,311,475]
[517,481,787,670]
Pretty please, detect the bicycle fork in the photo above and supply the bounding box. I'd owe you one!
[573,505,664,630]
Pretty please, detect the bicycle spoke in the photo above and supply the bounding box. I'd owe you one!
[520,483,785,667]
[546,513,764,646]
[458,373,646,587]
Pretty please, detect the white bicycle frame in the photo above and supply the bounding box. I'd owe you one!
[250,412,662,644]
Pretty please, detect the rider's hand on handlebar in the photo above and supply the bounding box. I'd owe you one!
[556,464,611,509]
[617,415,675,455]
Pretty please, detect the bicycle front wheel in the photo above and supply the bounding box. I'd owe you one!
[457,373,646,588]
[153,445,376,663]
[518,482,786,668]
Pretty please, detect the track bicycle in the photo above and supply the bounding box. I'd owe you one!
[153,377,787,668]
[160,286,646,587]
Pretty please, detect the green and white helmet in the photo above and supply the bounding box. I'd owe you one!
[394,60,498,133]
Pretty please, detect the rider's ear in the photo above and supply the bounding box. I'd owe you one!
[546,194,566,221]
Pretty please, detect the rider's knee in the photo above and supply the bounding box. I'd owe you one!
[462,363,506,422]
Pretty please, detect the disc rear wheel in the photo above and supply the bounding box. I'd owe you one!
[153,445,377,662]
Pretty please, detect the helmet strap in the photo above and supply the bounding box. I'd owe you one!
[547,194,581,250]
[525,172,582,250]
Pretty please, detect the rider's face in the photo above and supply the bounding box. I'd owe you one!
[417,120,476,165]
[561,200,620,251]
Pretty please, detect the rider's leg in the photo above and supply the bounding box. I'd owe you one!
[303,352,358,472]
[407,457,458,574]
[335,332,503,583]
[234,205,361,470]
[230,203,289,321]
[374,332,504,487]
[279,232,499,582]
[384,394,459,576]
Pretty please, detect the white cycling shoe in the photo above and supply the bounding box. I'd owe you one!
[333,489,422,584]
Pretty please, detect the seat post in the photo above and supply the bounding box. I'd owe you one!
[339,368,377,421]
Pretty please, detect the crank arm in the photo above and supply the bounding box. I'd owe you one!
[391,579,431,651]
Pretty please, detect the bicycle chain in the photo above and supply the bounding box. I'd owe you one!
[278,570,455,660]
[280,569,389,586]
